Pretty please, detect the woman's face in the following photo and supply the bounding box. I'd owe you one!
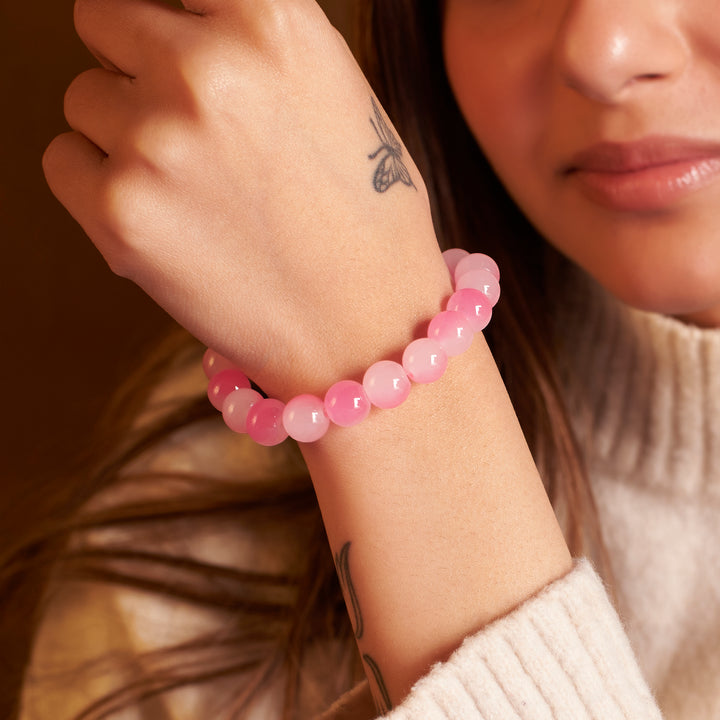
[443,0,720,327]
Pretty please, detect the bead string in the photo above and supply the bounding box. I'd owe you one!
[204,249,500,446]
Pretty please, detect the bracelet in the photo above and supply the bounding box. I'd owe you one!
[203,249,500,446]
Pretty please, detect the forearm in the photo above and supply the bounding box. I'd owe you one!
[300,331,572,709]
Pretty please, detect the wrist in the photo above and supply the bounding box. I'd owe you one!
[205,248,501,444]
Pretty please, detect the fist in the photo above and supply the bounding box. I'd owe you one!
[44,0,449,399]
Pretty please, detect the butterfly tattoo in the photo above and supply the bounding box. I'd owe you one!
[368,97,416,193]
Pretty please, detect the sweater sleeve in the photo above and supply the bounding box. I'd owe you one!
[386,560,661,720]
[322,560,662,720]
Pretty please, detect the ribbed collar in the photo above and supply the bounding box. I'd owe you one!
[556,270,720,499]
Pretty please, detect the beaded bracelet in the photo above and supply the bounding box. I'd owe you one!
[203,249,500,446]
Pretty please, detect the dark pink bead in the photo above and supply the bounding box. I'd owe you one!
[246,398,289,446]
[208,369,251,411]
[446,288,492,332]
[324,380,371,428]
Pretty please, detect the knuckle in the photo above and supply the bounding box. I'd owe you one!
[252,1,320,51]
[127,118,187,174]
[63,68,95,118]
[73,0,98,39]
[93,170,146,276]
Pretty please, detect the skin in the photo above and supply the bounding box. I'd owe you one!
[42,0,575,711]
[444,0,720,328]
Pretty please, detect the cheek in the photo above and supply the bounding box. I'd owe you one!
[442,8,548,206]
[444,21,514,151]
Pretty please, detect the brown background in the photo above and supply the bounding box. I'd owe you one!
[0,1,354,530]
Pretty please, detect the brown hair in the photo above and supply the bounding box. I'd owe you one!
[1,2,606,718]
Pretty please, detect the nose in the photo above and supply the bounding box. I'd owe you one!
[554,0,688,104]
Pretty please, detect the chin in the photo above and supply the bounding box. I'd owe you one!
[591,259,720,328]
[541,204,720,328]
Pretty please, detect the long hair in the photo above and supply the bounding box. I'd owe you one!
[1,2,606,718]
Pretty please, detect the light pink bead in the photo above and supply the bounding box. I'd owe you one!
[446,288,492,332]
[427,310,474,357]
[402,338,448,384]
[442,248,469,276]
[324,380,371,427]
[208,369,251,410]
[454,253,500,282]
[283,394,330,443]
[222,388,263,433]
[246,398,288,447]
[363,361,411,409]
[202,349,238,379]
[455,268,501,307]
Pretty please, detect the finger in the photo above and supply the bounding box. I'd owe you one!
[64,68,136,156]
[74,0,187,77]
[42,131,107,234]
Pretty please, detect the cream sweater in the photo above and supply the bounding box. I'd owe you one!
[22,280,720,720]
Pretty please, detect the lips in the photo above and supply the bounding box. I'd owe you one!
[562,138,720,212]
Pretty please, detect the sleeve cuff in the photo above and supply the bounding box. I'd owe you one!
[385,559,662,720]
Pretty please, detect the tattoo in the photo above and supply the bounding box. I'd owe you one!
[363,654,392,714]
[335,540,393,711]
[368,97,416,193]
[334,542,364,639]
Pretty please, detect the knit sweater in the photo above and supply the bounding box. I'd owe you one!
[21,279,720,720]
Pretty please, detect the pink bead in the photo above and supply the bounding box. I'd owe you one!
[202,349,239,379]
[402,338,448,384]
[427,310,474,357]
[283,394,330,443]
[442,248,469,276]
[208,369,251,410]
[455,268,501,307]
[324,380,371,428]
[222,388,263,433]
[454,253,500,282]
[446,288,493,332]
[363,361,411,409]
[246,398,289,447]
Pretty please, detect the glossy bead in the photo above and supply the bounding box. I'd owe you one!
[324,380,371,427]
[427,310,474,356]
[402,338,448,384]
[202,349,238,379]
[208,369,251,410]
[363,361,411,409]
[442,248,469,276]
[454,253,500,282]
[455,267,501,307]
[283,394,330,443]
[246,398,288,446]
[222,388,263,433]
[446,288,492,332]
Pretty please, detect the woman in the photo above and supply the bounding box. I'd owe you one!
[7,0,719,717]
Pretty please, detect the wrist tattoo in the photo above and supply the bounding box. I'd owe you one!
[369,97,416,194]
[334,540,393,712]
[334,541,364,639]
[364,654,392,714]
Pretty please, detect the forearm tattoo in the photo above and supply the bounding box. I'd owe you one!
[363,654,392,714]
[334,540,392,713]
[334,541,364,639]
[368,97,416,194]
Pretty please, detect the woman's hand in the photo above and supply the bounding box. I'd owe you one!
[44,0,451,399]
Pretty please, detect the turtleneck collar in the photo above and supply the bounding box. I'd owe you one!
[555,269,720,498]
